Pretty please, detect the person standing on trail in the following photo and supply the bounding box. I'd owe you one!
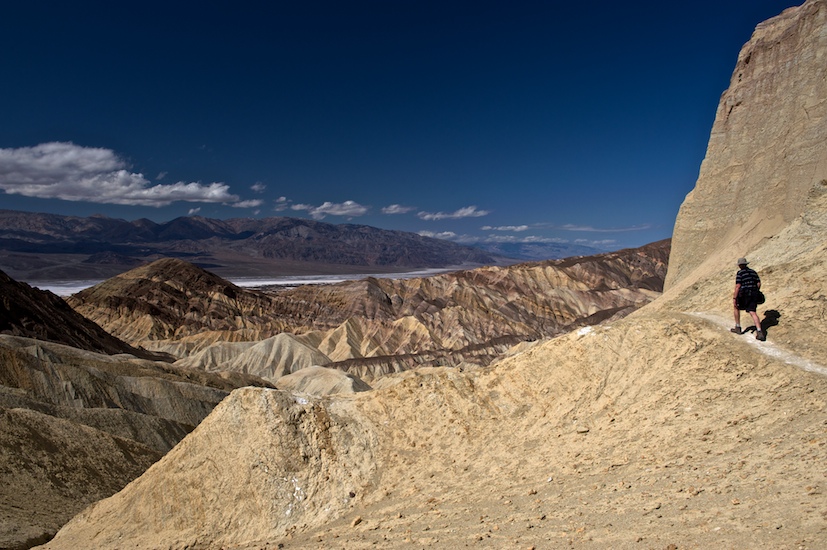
[732,257,765,341]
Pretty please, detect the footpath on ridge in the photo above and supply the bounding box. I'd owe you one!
[689,312,827,377]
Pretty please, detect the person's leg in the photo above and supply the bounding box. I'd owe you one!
[733,305,742,332]
[749,310,764,339]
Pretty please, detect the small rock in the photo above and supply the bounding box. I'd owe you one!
[351,516,363,527]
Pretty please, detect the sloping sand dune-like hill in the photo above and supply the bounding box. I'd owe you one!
[38,1,827,549]
[275,365,373,395]
[175,332,333,380]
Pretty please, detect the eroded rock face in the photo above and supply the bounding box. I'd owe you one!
[658,0,827,363]
[665,0,827,288]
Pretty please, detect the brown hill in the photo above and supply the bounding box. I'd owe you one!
[68,240,669,379]
[0,268,169,362]
[35,2,827,549]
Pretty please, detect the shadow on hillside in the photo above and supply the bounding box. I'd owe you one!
[743,310,781,336]
[762,309,781,334]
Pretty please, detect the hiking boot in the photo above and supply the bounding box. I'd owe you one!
[756,331,766,341]
[730,326,742,334]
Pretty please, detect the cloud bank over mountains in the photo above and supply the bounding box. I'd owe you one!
[0,142,633,251]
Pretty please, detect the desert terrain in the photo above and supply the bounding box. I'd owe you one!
[0,0,825,549]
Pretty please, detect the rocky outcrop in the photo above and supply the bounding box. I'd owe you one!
[665,0,827,289]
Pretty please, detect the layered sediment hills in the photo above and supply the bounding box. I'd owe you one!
[36,2,827,549]
[68,241,669,380]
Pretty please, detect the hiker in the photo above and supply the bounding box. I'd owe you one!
[732,257,765,341]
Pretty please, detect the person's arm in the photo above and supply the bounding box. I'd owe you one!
[734,282,741,302]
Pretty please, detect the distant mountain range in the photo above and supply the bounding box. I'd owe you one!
[0,209,510,281]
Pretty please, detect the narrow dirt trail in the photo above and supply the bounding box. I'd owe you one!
[689,312,827,376]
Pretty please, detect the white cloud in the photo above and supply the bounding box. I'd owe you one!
[0,142,240,207]
[188,207,201,216]
[481,225,530,232]
[382,204,416,215]
[274,196,291,211]
[417,205,490,221]
[498,235,570,244]
[156,171,168,180]
[292,200,369,220]
[251,182,266,193]
[418,230,458,240]
[575,238,617,246]
[232,199,264,208]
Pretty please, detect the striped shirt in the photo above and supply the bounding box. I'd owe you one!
[736,267,760,291]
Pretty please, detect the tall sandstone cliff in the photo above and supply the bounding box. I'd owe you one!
[666,0,827,288]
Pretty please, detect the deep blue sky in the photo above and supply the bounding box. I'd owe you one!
[0,1,800,252]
